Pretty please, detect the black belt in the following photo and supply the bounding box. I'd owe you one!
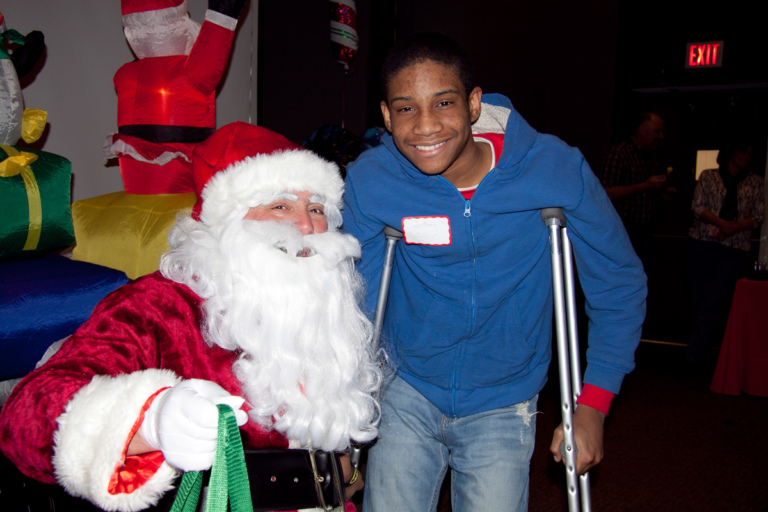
[118,124,215,143]
[245,449,345,511]
[157,449,344,511]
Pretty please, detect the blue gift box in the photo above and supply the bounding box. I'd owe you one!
[0,254,130,379]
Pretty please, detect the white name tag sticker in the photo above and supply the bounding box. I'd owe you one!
[402,216,451,246]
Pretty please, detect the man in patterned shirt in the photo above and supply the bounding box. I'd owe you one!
[599,113,670,268]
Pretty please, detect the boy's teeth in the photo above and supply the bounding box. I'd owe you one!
[416,141,445,151]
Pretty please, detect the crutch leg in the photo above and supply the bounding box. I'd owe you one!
[372,226,404,346]
[542,208,591,512]
[561,221,592,512]
[352,226,403,471]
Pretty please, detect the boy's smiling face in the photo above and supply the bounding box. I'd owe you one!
[381,59,484,186]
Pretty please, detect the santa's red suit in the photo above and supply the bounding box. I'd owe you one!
[0,273,288,510]
[0,123,368,512]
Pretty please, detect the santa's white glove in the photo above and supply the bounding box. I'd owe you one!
[139,379,248,471]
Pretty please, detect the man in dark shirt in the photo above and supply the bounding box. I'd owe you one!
[600,113,669,268]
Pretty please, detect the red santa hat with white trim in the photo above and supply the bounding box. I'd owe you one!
[191,122,345,230]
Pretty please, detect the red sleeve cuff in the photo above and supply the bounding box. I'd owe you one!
[108,387,169,495]
[576,383,614,416]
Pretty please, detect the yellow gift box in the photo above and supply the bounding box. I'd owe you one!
[71,191,196,279]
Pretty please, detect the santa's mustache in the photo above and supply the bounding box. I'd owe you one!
[235,220,361,268]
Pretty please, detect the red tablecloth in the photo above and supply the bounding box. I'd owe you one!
[710,278,768,396]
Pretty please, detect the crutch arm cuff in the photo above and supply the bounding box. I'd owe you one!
[576,383,615,416]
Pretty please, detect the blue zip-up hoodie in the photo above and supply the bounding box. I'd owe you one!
[343,94,646,418]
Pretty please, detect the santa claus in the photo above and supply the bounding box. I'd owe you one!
[0,123,382,511]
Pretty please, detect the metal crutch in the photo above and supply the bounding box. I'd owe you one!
[372,226,404,345]
[350,225,403,470]
[541,208,592,512]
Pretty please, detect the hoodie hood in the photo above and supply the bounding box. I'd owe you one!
[472,93,537,170]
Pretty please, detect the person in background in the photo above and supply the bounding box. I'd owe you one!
[600,112,673,269]
[685,137,764,369]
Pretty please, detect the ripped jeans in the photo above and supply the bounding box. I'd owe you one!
[363,375,537,512]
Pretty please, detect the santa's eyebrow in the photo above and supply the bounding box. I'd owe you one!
[309,194,327,205]
[272,192,299,201]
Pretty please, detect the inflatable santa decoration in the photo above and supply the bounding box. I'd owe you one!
[105,0,246,194]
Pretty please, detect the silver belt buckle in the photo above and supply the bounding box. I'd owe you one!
[308,449,345,511]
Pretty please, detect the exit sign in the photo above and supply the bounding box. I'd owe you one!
[686,41,723,68]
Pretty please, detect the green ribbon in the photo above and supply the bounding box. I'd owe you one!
[0,29,27,60]
[170,405,253,512]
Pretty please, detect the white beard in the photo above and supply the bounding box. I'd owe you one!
[160,215,381,451]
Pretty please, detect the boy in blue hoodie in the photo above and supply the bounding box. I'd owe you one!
[342,32,646,511]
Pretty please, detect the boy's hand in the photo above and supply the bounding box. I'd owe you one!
[550,404,605,475]
[340,453,365,499]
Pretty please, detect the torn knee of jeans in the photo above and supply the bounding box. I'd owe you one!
[514,401,538,427]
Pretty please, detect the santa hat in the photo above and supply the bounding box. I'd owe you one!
[192,122,345,229]
[121,0,188,26]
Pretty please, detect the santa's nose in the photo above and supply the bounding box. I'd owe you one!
[293,210,315,235]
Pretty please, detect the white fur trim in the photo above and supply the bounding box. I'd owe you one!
[104,136,191,164]
[53,369,182,511]
[205,9,237,31]
[200,149,344,229]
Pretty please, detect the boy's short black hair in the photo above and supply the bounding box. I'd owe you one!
[380,32,475,103]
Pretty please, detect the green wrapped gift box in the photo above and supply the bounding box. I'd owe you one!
[0,145,74,260]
